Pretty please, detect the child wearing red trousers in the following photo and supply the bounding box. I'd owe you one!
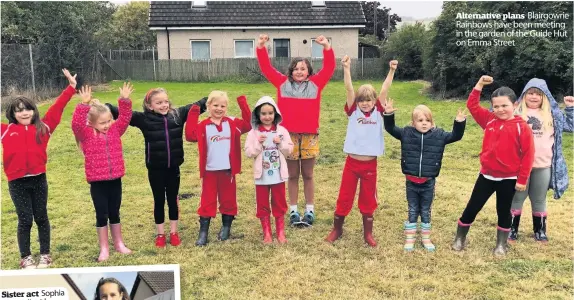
[245,96,294,244]
[325,57,397,247]
[185,91,251,246]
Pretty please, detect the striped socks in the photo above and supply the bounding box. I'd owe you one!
[404,222,416,251]
[420,223,435,252]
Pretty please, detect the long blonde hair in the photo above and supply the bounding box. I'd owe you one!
[516,87,553,131]
[410,105,435,127]
[75,99,113,150]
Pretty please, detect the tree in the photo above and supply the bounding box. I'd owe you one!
[424,1,573,99]
[1,1,116,91]
[95,2,157,50]
[382,22,429,80]
[359,1,402,40]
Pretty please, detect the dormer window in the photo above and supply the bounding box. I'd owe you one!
[311,1,325,7]
[192,1,207,8]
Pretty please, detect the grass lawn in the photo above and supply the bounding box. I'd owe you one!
[2,80,573,299]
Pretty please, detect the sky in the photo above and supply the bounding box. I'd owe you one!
[68,271,137,299]
[382,1,444,19]
[109,0,445,19]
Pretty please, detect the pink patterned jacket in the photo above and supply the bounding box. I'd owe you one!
[72,98,132,183]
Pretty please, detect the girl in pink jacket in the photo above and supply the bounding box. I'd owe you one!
[72,83,133,262]
[245,96,294,244]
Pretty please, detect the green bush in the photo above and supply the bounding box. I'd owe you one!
[382,22,430,80]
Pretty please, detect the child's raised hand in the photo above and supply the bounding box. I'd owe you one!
[384,98,397,113]
[78,85,92,104]
[258,134,267,143]
[341,55,351,69]
[477,75,494,86]
[515,183,526,191]
[564,96,574,107]
[455,108,467,121]
[62,68,77,88]
[190,104,200,113]
[273,135,281,144]
[258,34,269,47]
[315,35,330,47]
[389,60,398,70]
[119,82,134,99]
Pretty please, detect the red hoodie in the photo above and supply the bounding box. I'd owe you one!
[256,46,335,134]
[185,96,251,178]
[1,85,75,181]
[467,88,534,185]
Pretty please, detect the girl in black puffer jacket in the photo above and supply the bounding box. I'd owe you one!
[107,88,207,248]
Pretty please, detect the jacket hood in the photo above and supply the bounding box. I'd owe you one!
[251,96,283,129]
[517,78,559,111]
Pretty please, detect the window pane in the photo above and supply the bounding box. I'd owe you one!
[191,41,210,60]
[274,39,289,58]
[276,39,288,47]
[275,47,289,58]
[311,38,330,58]
[235,41,253,57]
[311,41,323,58]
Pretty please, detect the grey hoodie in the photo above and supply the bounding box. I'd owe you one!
[517,78,574,199]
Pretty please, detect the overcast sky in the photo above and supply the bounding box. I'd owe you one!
[110,0,445,19]
[382,1,444,19]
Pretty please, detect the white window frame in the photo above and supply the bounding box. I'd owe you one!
[234,39,255,58]
[312,1,325,7]
[311,37,331,58]
[273,38,290,58]
[190,40,211,60]
[192,1,207,8]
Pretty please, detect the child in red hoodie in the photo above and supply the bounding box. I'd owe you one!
[452,75,534,256]
[1,69,76,269]
[72,83,133,262]
[185,91,251,246]
[256,33,335,227]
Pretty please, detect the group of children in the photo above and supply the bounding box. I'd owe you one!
[3,34,573,269]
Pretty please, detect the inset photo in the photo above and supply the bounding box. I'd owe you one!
[0,264,179,300]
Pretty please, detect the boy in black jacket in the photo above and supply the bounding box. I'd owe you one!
[383,100,466,252]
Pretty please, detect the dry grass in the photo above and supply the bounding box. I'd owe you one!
[1,80,573,299]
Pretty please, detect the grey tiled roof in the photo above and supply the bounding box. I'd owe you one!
[138,271,174,294]
[149,1,366,27]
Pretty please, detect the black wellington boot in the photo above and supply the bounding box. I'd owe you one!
[195,217,211,246]
[218,214,235,241]
[508,214,521,242]
[533,215,548,242]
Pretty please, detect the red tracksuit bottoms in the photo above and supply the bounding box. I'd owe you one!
[335,156,378,216]
[255,182,287,218]
[198,170,237,217]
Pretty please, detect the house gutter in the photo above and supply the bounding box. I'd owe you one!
[150,25,365,30]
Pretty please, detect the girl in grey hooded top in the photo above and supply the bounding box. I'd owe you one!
[509,78,574,243]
